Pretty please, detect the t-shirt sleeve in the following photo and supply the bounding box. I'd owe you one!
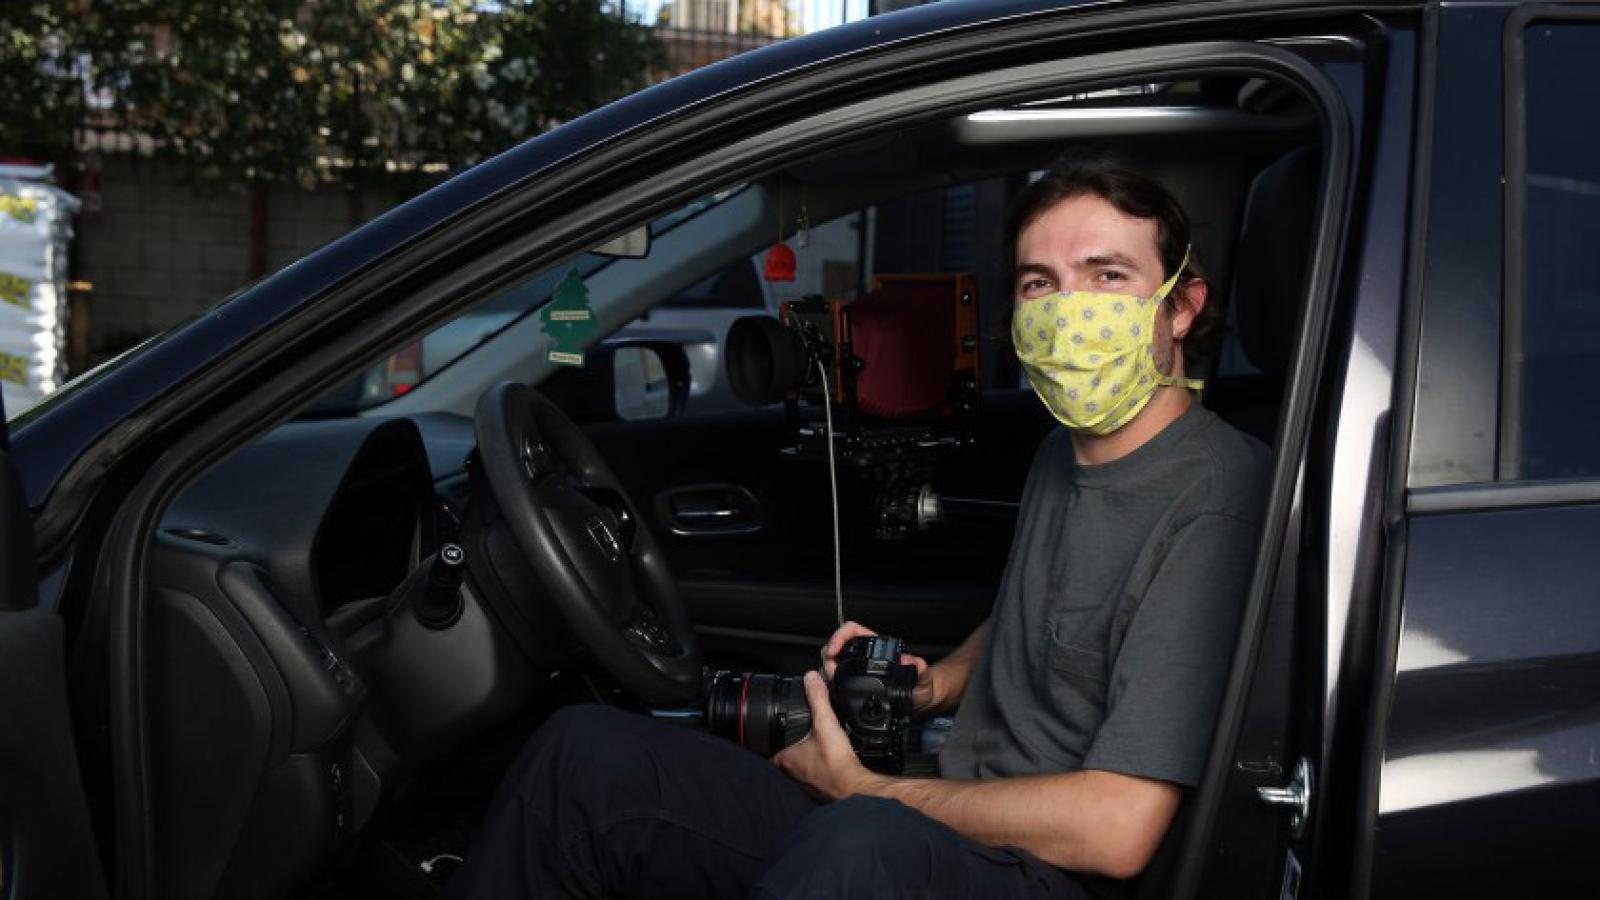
[1081,512,1259,786]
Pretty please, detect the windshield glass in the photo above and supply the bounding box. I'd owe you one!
[319,184,748,413]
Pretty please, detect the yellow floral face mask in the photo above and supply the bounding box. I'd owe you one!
[1012,253,1203,436]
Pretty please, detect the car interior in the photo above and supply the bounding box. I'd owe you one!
[127,69,1324,900]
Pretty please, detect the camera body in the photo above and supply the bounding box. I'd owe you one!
[706,635,918,774]
[827,635,919,773]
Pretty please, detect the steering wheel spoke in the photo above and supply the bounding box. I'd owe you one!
[574,486,638,551]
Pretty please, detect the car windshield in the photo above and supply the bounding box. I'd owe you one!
[311,183,749,414]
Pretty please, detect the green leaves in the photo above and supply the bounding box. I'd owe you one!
[0,2,90,166]
[16,1,661,191]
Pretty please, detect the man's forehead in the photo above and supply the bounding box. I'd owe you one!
[1017,195,1162,267]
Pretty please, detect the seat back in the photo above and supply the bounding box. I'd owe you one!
[1202,144,1321,446]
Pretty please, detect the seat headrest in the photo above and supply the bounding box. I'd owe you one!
[1230,145,1320,377]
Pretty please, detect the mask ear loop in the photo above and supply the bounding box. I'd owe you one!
[1153,246,1205,392]
[1152,246,1191,305]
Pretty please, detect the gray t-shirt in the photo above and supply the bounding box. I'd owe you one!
[938,404,1269,786]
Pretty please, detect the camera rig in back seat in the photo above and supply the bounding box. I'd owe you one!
[725,274,982,539]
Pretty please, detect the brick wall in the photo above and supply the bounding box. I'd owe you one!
[75,156,404,361]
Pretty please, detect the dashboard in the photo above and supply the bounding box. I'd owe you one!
[144,413,493,900]
[161,414,479,620]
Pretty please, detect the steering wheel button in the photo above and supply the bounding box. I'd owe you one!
[586,519,624,562]
[520,437,553,479]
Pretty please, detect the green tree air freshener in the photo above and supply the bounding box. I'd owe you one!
[541,268,597,366]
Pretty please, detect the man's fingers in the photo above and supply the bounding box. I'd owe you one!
[900,654,928,675]
[803,670,841,729]
[824,621,874,657]
[820,621,877,677]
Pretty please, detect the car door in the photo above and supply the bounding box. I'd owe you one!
[1366,7,1600,898]
[1178,18,1415,900]
[0,391,109,900]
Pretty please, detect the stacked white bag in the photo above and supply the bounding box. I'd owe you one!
[0,163,80,418]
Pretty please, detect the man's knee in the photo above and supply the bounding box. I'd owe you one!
[507,704,655,803]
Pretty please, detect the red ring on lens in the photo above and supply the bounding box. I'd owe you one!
[738,675,752,747]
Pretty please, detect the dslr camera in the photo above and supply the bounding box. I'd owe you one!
[705,635,918,774]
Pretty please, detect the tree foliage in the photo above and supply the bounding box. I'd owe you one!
[0,2,89,166]
[8,1,661,189]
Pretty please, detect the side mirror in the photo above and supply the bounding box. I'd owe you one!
[542,340,691,423]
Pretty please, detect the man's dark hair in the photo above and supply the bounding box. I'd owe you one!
[1005,150,1225,374]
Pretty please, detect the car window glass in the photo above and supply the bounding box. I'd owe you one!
[325,185,750,412]
[614,346,673,420]
[665,259,764,310]
[1514,22,1600,480]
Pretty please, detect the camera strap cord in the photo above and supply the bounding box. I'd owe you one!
[814,356,845,626]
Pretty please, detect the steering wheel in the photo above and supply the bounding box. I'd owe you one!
[473,381,702,707]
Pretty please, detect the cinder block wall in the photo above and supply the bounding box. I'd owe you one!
[76,156,403,360]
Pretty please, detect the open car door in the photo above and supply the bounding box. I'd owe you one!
[0,390,108,900]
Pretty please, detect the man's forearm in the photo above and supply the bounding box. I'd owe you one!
[856,769,1180,880]
[925,619,988,714]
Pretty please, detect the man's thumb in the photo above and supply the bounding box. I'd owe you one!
[804,671,839,727]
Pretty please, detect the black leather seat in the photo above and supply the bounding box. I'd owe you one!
[1203,144,1321,446]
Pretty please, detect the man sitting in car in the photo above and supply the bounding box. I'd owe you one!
[444,151,1270,900]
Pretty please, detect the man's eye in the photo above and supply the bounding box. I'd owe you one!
[1098,270,1127,283]
[1018,278,1051,295]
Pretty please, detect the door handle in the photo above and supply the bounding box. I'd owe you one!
[1256,757,1312,839]
[656,484,762,536]
[673,507,741,522]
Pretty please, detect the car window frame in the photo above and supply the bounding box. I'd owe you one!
[1413,3,1600,514]
[1499,3,1600,484]
[1403,4,1508,490]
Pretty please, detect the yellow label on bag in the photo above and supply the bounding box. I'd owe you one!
[0,272,31,308]
[0,195,37,224]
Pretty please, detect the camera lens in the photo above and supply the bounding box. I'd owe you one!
[706,672,812,757]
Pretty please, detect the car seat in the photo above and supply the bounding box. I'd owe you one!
[1203,144,1320,446]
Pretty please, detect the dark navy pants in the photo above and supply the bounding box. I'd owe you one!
[443,704,1095,899]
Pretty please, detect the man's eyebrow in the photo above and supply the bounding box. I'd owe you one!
[1079,251,1142,269]
[1014,262,1053,278]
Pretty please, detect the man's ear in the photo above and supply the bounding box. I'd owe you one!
[1170,278,1208,341]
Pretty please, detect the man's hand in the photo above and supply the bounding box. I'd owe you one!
[820,621,937,712]
[772,667,1179,878]
[772,671,883,801]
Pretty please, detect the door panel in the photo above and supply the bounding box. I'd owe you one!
[1373,503,1600,898]
[1375,7,1600,896]
[585,389,1055,673]
[0,434,108,900]
[0,608,110,900]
